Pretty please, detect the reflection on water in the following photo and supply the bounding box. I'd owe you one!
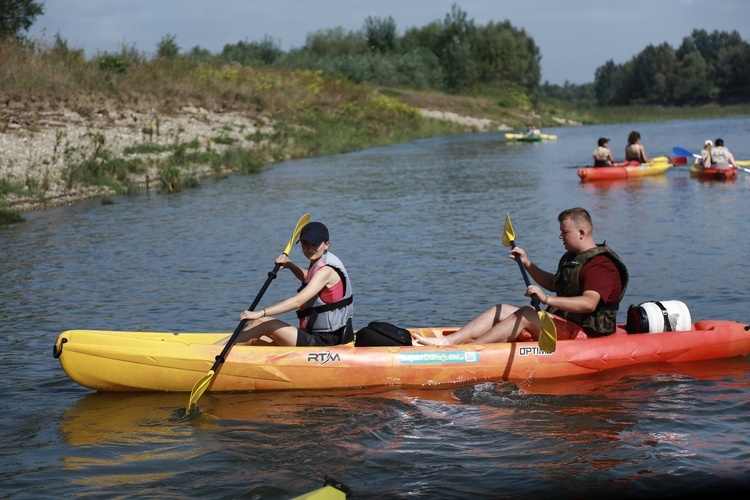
[4,116,750,497]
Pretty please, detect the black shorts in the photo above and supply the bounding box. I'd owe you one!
[296,320,354,346]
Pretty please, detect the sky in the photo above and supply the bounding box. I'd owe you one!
[27,0,750,85]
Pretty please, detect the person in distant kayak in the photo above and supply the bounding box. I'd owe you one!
[592,137,616,167]
[217,222,354,347]
[624,131,650,164]
[709,138,737,168]
[524,124,541,137]
[412,207,629,345]
[699,139,713,168]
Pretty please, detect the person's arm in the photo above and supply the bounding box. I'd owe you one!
[640,144,650,163]
[537,289,600,313]
[728,151,737,167]
[511,247,556,291]
[276,254,306,281]
[240,266,339,321]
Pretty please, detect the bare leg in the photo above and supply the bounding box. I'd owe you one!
[470,306,540,344]
[214,318,299,346]
[411,303,520,346]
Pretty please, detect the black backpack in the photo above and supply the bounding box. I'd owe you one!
[354,321,413,347]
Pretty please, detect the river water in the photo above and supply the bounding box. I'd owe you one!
[2,117,750,498]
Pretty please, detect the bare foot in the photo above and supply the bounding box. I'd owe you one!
[411,332,450,346]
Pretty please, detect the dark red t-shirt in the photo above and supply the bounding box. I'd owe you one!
[579,254,622,303]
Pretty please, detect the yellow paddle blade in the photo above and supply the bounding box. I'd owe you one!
[284,213,311,255]
[502,213,515,247]
[736,160,750,167]
[651,156,669,163]
[292,485,348,500]
[537,311,557,353]
[186,369,214,413]
[541,134,557,140]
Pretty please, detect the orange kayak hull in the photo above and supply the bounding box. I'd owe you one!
[53,320,750,393]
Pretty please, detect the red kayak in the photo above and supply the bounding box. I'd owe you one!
[689,163,738,180]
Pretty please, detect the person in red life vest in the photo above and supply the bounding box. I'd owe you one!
[624,130,650,165]
[412,207,628,345]
[218,222,354,346]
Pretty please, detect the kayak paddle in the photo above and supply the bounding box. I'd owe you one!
[672,146,701,159]
[540,133,557,140]
[505,133,522,139]
[502,213,557,353]
[185,212,311,413]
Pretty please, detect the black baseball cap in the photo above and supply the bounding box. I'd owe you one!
[298,222,329,245]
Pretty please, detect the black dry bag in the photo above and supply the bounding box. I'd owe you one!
[354,321,413,347]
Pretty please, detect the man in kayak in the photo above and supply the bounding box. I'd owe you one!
[412,207,629,345]
[216,222,354,347]
[524,124,541,137]
[709,138,737,168]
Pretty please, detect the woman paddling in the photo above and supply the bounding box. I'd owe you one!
[216,222,354,346]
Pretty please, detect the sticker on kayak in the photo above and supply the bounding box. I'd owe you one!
[518,346,554,356]
[398,351,480,364]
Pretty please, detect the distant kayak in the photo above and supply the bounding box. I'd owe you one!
[505,133,557,141]
[689,163,738,181]
[578,161,672,182]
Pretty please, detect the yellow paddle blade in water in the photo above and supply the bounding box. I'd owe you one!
[186,370,214,413]
[651,156,669,163]
[502,213,515,247]
[537,311,557,354]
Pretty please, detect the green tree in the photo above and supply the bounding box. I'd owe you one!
[157,34,180,60]
[0,0,44,38]
[364,15,397,53]
[674,50,716,103]
[594,59,626,105]
[437,4,476,92]
[304,26,366,57]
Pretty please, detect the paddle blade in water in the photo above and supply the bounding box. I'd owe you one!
[538,311,557,354]
[502,213,515,247]
[187,370,214,413]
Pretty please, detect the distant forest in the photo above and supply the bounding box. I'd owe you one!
[174,5,749,107]
[104,5,750,107]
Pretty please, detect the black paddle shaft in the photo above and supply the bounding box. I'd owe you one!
[510,241,542,310]
[210,263,282,370]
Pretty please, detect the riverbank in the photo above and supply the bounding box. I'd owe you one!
[0,96,562,217]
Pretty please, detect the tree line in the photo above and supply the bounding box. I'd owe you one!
[593,29,750,106]
[212,4,541,99]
